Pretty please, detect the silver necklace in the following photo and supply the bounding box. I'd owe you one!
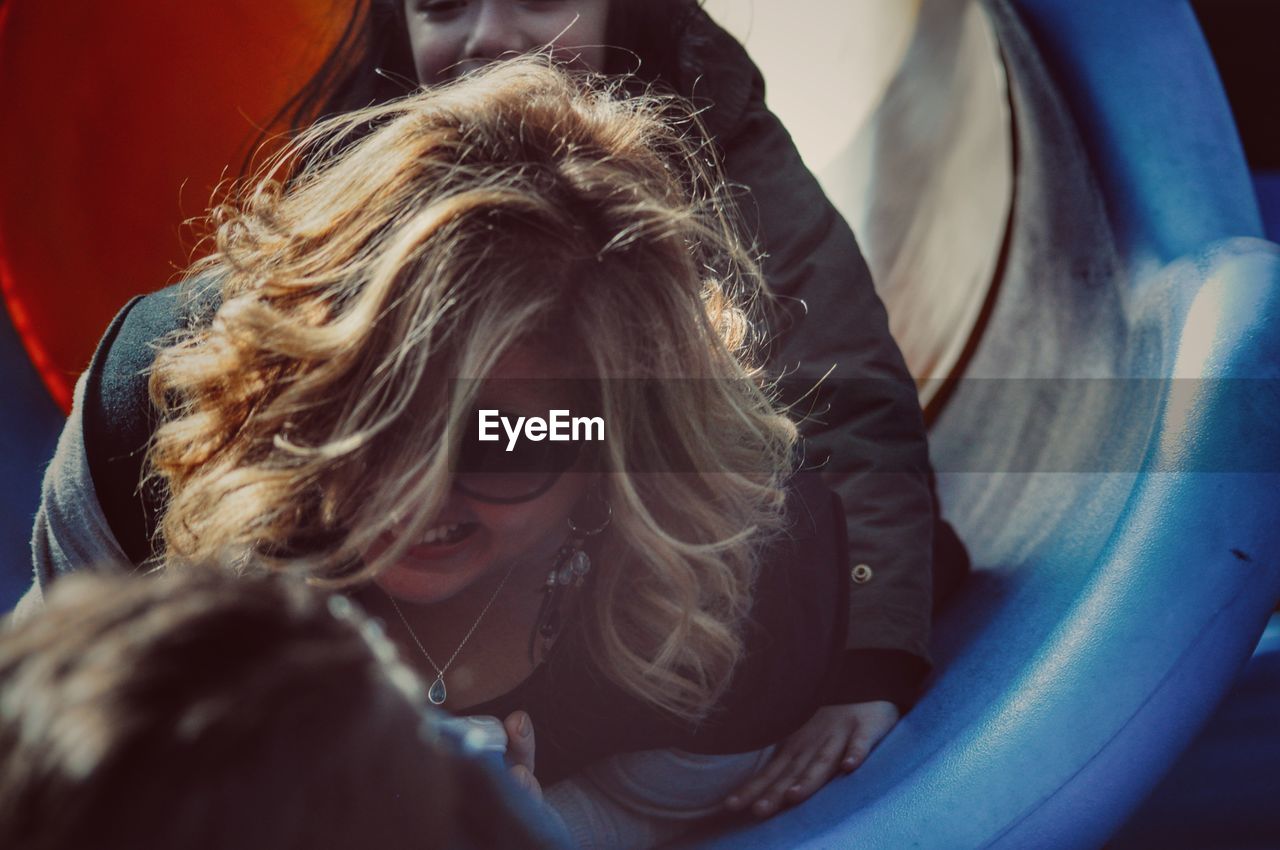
[383,560,520,707]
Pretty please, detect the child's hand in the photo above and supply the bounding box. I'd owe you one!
[723,701,900,818]
[503,710,542,801]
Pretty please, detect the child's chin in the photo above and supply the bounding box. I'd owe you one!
[375,562,488,606]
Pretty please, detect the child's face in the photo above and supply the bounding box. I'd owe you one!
[403,0,611,86]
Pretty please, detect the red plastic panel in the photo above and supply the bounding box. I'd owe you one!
[0,0,345,409]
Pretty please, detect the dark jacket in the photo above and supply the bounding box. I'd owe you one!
[658,8,939,702]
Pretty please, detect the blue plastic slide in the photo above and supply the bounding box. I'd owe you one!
[683,0,1280,846]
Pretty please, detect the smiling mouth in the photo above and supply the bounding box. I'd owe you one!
[417,522,479,547]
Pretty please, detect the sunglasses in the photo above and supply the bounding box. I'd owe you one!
[454,410,585,504]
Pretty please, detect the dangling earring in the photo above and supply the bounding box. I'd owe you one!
[530,488,611,662]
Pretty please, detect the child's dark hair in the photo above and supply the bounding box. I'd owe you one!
[0,568,561,850]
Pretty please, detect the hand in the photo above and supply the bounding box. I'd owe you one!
[724,701,900,818]
[503,710,542,801]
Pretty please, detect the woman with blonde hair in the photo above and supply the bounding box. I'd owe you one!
[29,59,852,844]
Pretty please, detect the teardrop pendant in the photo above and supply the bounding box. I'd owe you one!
[428,675,447,706]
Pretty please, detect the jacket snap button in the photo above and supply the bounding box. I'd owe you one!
[851,563,873,584]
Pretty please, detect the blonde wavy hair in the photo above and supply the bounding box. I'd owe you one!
[147,57,798,720]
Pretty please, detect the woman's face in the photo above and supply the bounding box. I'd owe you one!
[371,345,594,605]
[403,0,611,85]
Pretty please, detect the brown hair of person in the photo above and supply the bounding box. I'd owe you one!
[0,568,480,850]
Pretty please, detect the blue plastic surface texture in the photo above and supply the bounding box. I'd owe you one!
[1015,0,1263,272]
[1255,171,1280,242]
[0,299,61,610]
[1112,614,1280,848]
[681,1,1280,847]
